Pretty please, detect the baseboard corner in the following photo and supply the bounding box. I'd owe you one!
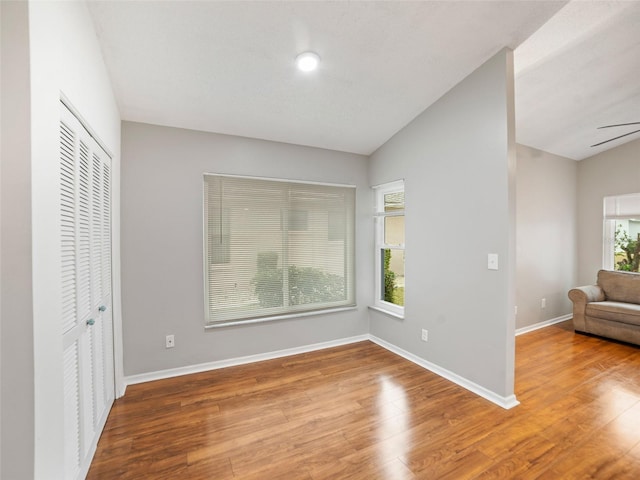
[368,334,519,410]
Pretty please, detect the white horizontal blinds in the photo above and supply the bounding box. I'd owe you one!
[604,193,640,219]
[204,175,356,324]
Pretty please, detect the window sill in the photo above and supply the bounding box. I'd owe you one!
[206,305,358,329]
[368,305,404,320]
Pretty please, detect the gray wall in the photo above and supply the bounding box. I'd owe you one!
[121,122,371,376]
[515,144,577,329]
[578,140,640,285]
[1,2,35,478]
[577,137,640,285]
[368,50,517,399]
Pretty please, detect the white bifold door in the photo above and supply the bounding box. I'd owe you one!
[60,103,115,480]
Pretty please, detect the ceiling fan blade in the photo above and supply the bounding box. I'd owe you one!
[591,128,640,148]
[597,122,640,129]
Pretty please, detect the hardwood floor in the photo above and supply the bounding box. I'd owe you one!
[87,321,640,479]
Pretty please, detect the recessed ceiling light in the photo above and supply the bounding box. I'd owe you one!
[295,51,320,72]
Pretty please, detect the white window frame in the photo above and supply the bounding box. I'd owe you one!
[603,193,640,271]
[373,180,405,317]
[203,174,356,327]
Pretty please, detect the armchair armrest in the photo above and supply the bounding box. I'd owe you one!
[568,285,605,331]
[568,285,605,304]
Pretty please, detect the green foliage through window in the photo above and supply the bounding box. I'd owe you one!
[382,249,404,306]
[252,252,345,308]
[383,249,396,303]
[615,225,640,272]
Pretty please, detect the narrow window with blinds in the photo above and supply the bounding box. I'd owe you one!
[203,174,356,326]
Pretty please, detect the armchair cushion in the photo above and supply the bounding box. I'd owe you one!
[598,269,640,304]
[586,301,640,327]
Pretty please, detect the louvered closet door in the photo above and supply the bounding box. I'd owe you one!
[60,103,115,480]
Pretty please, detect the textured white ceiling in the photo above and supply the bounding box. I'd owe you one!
[88,1,640,160]
[88,0,567,155]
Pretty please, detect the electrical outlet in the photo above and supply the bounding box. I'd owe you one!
[421,329,428,342]
[541,298,546,309]
[514,306,518,315]
[166,334,175,348]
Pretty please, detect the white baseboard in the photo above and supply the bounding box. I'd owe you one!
[124,334,370,386]
[515,314,572,336]
[124,332,520,410]
[116,383,127,399]
[368,335,520,410]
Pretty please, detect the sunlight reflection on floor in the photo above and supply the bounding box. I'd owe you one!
[599,380,640,449]
[376,375,413,478]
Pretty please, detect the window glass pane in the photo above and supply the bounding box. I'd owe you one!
[603,194,640,272]
[204,175,355,325]
[209,207,230,264]
[285,209,308,231]
[384,191,404,212]
[374,180,405,314]
[614,219,640,272]
[384,215,404,246]
[381,248,405,306]
[328,210,345,241]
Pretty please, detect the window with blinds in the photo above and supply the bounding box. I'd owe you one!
[603,193,640,272]
[203,174,356,326]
